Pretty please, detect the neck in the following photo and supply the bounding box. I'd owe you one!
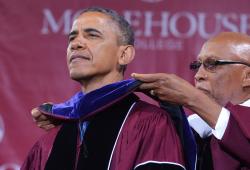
[231,90,250,105]
[79,73,124,93]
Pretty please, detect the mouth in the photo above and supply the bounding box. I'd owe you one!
[69,54,90,63]
[196,86,210,95]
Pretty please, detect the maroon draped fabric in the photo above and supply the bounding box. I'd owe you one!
[1,0,250,168]
[211,104,250,170]
[21,99,185,170]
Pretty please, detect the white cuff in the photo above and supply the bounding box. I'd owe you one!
[188,114,212,138]
[212,107,230,140]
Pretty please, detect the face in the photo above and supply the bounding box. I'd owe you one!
[67,12,123,82]
[194,40,245,106]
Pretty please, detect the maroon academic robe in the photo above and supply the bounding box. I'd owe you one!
[21,97,185,170]
[211,104,250,170]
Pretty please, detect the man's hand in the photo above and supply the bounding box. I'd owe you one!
[131,73,222,128]
[31,107,58,131]
[131,73,198,106]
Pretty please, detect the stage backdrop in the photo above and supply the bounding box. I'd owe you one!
[1,0,250,169]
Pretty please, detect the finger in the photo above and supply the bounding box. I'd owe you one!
[36,114,50,122]
[131,73,166,83]
[31,108,42,119]
[43,102,53,105]
[43,124,56,131]
[37,120,54,128]
[149,89,156,96]
[32,112,49,122]
[144,89,161,101]
[138,82,158,91]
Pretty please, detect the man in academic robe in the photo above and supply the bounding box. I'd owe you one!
[21,7,188,170]
[132,32,250,169]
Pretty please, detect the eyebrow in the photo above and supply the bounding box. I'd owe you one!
[197,55,219,61]
[68,28,103,38]
[68,30,78,38]
[83,28,103,35]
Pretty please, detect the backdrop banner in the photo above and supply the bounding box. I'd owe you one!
[1,0,249,169]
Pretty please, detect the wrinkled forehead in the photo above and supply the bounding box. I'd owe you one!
[70,11,121,43]
[73,11,119,29]
[198,39,250,62]
[72,12,111,28]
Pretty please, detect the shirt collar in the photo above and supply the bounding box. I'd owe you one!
[239,99,250,107]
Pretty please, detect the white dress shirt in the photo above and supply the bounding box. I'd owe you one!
[188,99,250,139]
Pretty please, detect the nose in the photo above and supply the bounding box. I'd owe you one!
[194,65,208,82]
[69,37,87,51]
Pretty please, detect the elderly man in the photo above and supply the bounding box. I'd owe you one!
[132,32,250,170]
[21,7,187,170]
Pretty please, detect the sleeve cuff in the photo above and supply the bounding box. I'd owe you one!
[212,107,230,140]
[188,114,212,138]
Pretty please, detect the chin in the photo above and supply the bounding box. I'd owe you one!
[69,72,91,81]
[207,93,221,103]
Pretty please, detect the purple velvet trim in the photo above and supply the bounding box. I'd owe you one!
[39,79,141,121]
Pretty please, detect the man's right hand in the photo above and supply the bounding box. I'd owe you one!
[31,107,58,131]
[131,72,222,128]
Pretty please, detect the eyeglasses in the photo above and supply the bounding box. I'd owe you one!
[190,58,250,72]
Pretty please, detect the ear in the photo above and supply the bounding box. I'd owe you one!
[118,45,135,65]
[242,67,250,88]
